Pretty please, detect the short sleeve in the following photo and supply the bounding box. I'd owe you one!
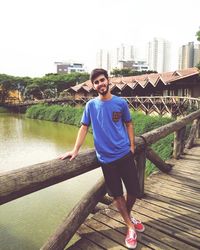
[81,102,91,126]
[122,100,131,122]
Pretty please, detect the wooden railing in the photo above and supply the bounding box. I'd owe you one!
[4,96,200,116]
[1,109,200,249]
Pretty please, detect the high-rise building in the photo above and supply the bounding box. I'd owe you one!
[148,38,171,73]
[194,44,200,67]
[96,44,135,72]
[179,42,200,69]
[54,62,85,74]
[96,49,110,71]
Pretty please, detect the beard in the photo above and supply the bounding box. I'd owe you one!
[97,84,109,96]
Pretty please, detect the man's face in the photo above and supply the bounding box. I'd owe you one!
[92,74,109,96]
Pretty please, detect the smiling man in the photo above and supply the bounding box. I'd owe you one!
[60,68,145,249]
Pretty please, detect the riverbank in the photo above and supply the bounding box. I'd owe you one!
[0,106,9,113]
[26,104,174,175]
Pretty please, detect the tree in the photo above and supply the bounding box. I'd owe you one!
[196,29,200,42]
[111,68,157,77]
[0,74,17,103]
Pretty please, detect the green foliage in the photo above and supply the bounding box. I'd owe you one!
[111,68,157,77]
[26,105,174,176]
[196,62,200,70]
[0,106,9,113]
[0,72,89,102]
[130,111,173,135]
[196,29,200,42]
[130,111,174,176]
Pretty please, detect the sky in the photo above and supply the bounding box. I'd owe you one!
[0,0,199,77]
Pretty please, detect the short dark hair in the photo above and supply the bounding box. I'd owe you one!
[90,68,108,83]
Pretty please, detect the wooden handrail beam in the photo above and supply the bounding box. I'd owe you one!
[0,149,99,205]
[140,109,200,145]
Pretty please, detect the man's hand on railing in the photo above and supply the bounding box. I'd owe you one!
[59,149,78,161]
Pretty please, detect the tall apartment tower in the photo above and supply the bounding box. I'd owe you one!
[96,49,111,72]
[179,42,200,69]
[148,38,171,73]
[96,44,135,72]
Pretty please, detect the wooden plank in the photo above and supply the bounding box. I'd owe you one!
[172,163,200,172]
[146,179,200,200]
[145,184,200,208]
[94,211,170,250]
[98,209,197,250]
[169,169,200,181]
[84,217,128,249]
[141,194,200,221]
[145,182,200,202]
[128,203,200,241]
[136,199,200,229]
[67,238,104,250]
[145,178,200,201]
[112,205,200,248]
[78,223,127,249]
[145,191,200,214]
[146,175,200,195]
[147,172,200,189]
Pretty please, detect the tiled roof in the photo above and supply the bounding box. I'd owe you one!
[68,68,199,92]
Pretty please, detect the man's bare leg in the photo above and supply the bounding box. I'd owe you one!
[114,196,135,229]
[126,193,137,216]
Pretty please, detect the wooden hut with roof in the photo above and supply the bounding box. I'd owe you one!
[66,68,200,99]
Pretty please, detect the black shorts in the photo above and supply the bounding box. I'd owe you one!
[100,151,139,198]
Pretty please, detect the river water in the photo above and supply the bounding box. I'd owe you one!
[0,113,102,250]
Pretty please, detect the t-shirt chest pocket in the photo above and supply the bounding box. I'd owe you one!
[112,111,122,122]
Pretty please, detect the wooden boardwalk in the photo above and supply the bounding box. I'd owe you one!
[68,140,200,250]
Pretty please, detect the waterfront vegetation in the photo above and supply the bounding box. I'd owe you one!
[0,106,9,113]
[26,104,174,176]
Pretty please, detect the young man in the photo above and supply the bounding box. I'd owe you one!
[60,68,145,249]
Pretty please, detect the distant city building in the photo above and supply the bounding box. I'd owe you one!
[96,44,136,72]
[179,42,200,69]
[54,62,86,74]
[117,60,149,71]
[96,49,110,72]
[148,38,171,73]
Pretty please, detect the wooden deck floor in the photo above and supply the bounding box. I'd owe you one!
[68,140,200,250]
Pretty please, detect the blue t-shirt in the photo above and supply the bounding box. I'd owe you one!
[81,95,131,163]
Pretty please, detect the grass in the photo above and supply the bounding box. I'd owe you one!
[26,104,175,176]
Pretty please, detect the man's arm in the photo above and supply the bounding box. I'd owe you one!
[125,121,135,153]
[59,124,89,161]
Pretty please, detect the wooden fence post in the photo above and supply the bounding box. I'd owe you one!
[185,119,199,149]
[146,147,173,173]
[134,150,146,198]
[196,118,200,139]
[173,126,186,159]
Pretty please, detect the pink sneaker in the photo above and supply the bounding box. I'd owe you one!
[125,228,137,249]
[131,217,145,232]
